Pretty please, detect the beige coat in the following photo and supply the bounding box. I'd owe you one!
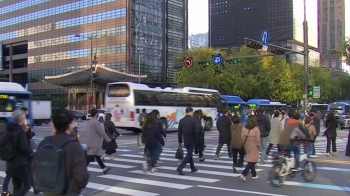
[241,126,261,163]
[269,117,283,144]
[86,118,111,156]
[304,123,317,140]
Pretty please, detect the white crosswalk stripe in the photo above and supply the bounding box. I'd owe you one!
[2,138,349,195]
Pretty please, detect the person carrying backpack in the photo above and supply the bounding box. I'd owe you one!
[0,109,33,196]
[33,108,89,196]
[256,107,271,165]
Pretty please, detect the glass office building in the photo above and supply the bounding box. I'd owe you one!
[0,0,188,97]
[209,0,319,64]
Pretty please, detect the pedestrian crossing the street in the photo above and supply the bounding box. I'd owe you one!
[3,140,349,196]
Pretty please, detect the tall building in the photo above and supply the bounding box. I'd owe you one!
[318,0,347,69]
[209,0,320,65]
[0,0,188,97]
[189,33,209,48]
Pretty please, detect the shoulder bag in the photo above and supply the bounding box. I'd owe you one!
[323,122,331,137]
[102,123,118,155]
[241,129,251,155]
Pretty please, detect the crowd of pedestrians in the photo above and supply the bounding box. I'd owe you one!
[0,104,344,195]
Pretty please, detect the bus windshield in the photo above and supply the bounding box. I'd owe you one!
[0,99,15,112]
[329,103,343,111]
[311,105,328,111]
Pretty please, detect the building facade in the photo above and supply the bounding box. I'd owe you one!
[189,33,209,48]
[209,0,320,64]
[318,0,347,69]
[0,0,188,97]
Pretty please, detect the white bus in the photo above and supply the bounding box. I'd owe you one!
[104,82,224,132]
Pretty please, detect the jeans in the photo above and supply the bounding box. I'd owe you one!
[266,143,281,156]
[304,144,313,158]
[8,166,31,196]
[148,148,158,168]
[286,144,300,168]
[178,144,195,170]
[215,143,232,157]
[242,162,257,177]
[260,137,268,162]
[326,137,337,153]
[2,173,11,192]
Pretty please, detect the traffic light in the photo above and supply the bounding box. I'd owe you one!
[226,59,239,64]
[307,85,313,98]
[198,61,210,67]
[269,47,285,55]
[246,41,263,49]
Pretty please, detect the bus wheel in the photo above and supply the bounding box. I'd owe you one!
[0,119,7,134]
[160,118,168,131]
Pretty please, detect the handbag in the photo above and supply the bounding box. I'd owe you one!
[102,123,118,155]
[138,133,145,146]
[323,122,331,137]
[241,129,251,155]
[175,145,184,159]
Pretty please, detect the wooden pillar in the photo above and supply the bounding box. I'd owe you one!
[73,91,77,110]
[86,92,90,111]
[67,91,71,110]
[99,91,104,108]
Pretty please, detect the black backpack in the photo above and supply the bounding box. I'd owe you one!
[0,131,17,161]
[33,136,75,195]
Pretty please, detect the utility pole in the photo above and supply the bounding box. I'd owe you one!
[303,0,309,112]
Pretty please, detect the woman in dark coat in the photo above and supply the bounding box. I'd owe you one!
[215,109,232,160]
[324,112,338,157]
[345,130,350,157]
[193,110,205,161]
[102,113,121,161]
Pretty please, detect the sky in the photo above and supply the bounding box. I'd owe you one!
[188,0,208,35]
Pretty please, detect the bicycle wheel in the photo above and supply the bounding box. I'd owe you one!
[302,161,317,182]
[269,165,286,187]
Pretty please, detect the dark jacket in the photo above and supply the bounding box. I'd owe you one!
[6,122,33,170]
[37,132,89,195]
[104,120,121,138]
[143,123,165,150]
[216,115,232,144]
[178,115,199,147]
[312,116,321,136]
[345,131,350,156]
[157,119,166,138]
[256,114,271,137]
[325,119,338,138]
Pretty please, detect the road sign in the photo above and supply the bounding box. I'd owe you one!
[212,54,223,65]
[261,30,269,45]
[313,86,321,99]
[183,57,193,67]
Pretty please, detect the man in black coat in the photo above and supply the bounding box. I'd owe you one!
[215,109,232,160]
[177,107,199,175]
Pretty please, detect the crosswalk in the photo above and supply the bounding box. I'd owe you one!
[2,135,349,196]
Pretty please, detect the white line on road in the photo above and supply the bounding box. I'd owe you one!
[197,185,288,196]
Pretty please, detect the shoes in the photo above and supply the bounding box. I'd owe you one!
[199,158,205,162]
[214,155,219,160]
[151,167,158,173]
[191,168,198,173]
[1,191,10,196]
[176,168,184,175]
[103,167,111,174]
[240,175,246,182]
[252,175,259,180]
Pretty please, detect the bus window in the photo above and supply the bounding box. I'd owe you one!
[108,84,130,97]
[0,99,15,112]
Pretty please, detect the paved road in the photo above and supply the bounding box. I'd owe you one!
[1,122,350,196]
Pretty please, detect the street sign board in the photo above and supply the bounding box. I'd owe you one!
[261,30,269,45]
[212,54,223,65]
[313,86,321,99]
[183,57,193,67]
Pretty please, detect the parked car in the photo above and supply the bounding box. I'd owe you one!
[87,109,107,122]
[71,111,87,122]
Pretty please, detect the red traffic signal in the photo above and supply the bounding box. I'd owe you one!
[270,47,285,55]
[183,57,193,67]
[246,41,263,49]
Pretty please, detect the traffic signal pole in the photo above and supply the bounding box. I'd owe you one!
[303,0,310,112]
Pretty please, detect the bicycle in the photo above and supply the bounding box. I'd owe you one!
[268,141,317,187]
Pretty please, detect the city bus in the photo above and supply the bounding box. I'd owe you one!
[327,101,350,116]
[221,95,247,123]
[104,82,224,132]
[0,82,32,133]
[309,103,328,118]
[247,99,287,118]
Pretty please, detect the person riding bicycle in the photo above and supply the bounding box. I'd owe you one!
[278,109,310,171]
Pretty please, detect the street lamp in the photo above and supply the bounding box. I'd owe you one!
[75,34,94,109]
